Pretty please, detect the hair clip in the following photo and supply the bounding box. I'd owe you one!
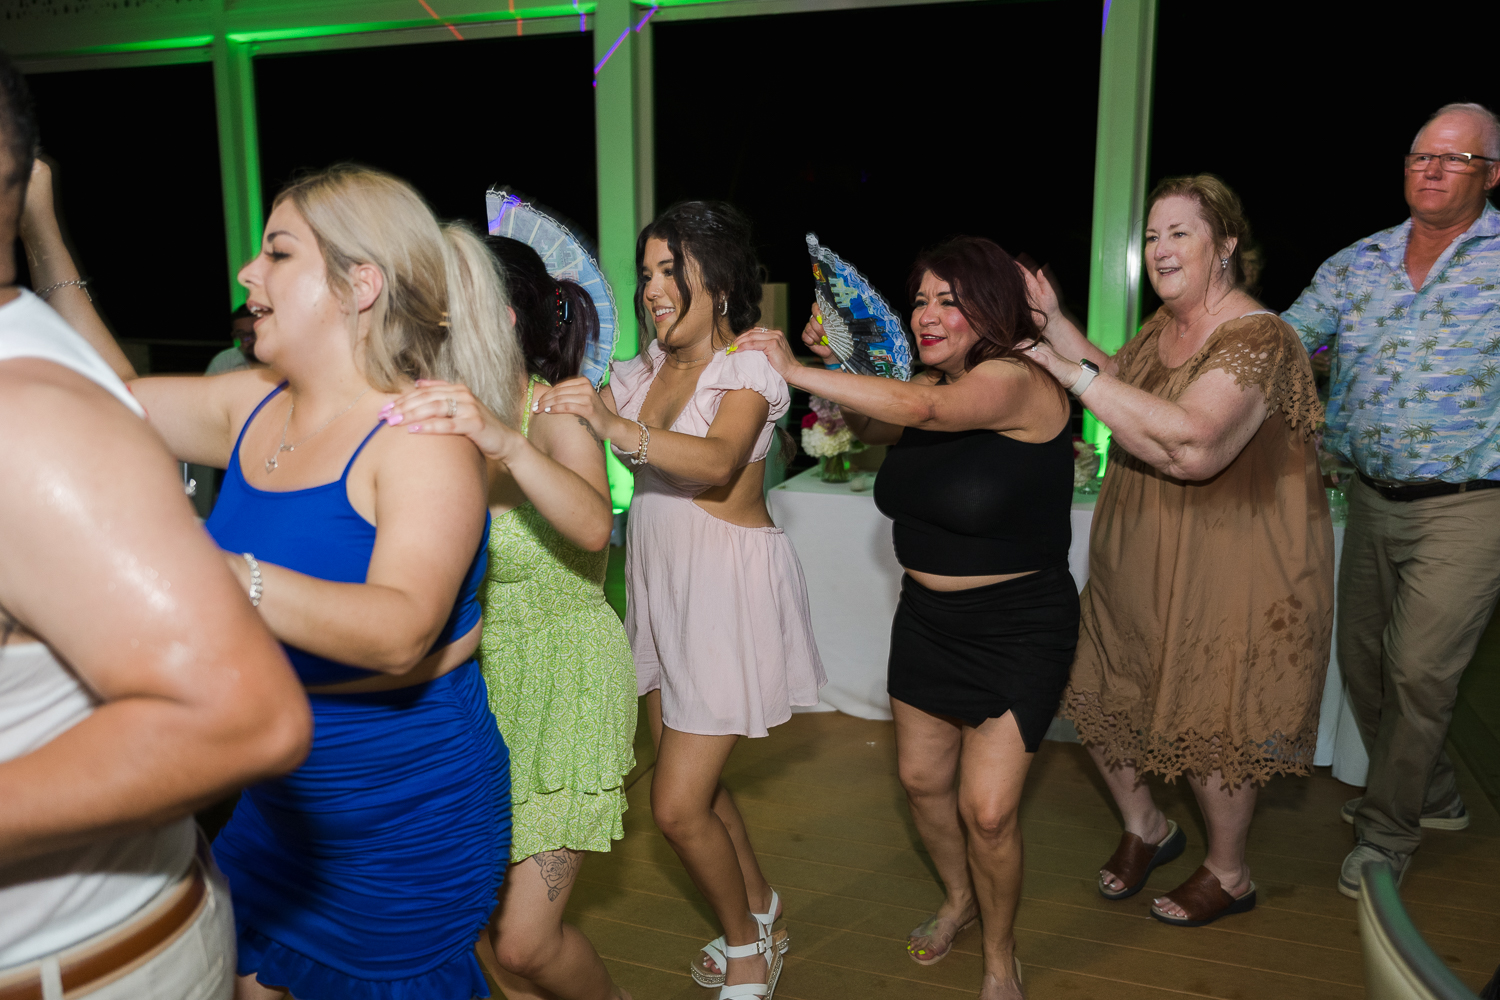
[438,310,451,328]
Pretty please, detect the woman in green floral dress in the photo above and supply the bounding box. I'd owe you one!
[386,237,636,1000]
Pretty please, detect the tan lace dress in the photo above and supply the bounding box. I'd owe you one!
[1062,311,1334,785]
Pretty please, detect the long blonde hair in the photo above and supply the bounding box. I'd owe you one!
[274,165,523,424]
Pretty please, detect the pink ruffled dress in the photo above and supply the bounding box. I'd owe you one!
[610,341,826,738]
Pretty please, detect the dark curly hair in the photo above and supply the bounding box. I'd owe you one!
[0,48,37,192]
[486,235,600,386]
[908,236,1049,379]
[635,201,762,344]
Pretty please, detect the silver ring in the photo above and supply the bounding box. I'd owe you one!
[445,397,457,418]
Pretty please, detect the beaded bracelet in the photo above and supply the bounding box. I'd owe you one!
[35,278,90,301]
[242,553,264,607]
[628,419,650,466]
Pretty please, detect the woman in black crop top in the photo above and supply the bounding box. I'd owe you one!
[735,237,1075,1000]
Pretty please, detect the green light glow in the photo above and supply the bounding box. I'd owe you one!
[605,447,635,512]
[227,6,590,43]
[1083,412,1111,477]
[49,35,215,56]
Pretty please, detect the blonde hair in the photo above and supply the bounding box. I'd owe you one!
[1148,173,1253,290]
[274,165,524,425]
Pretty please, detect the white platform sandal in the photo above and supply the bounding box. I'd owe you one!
[690,889,790,987]
[716,923,784,1000]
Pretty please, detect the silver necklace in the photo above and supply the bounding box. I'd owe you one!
[265,388,371,473]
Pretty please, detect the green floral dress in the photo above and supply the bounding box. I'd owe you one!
[479,379,637,861]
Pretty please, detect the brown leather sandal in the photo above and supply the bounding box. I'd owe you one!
[1150,865,1256,927]
[1098,819,1185,900]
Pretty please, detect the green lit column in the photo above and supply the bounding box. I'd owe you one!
[1083,0,1157,468]
[594,0,645,360]
[211,36,262,311]
[595,0,652,512]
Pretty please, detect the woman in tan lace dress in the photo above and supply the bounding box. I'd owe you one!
[1025,175,1333,927]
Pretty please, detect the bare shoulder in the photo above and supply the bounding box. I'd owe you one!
[0,360,196,577]
[210,366,287,417]
[369,419,486,489]
[0,358,162,459]
[966,357,1038,387]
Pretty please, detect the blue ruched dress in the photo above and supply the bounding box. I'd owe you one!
[206,383,511,1000]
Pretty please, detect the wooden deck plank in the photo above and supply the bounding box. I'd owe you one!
[556,712,1496,998]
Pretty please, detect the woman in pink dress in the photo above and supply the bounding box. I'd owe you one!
[536,201,824,1000]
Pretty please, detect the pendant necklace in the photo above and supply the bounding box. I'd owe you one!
[265,388,371,473]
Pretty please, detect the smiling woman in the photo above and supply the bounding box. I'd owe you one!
[1024,174,1334,931]
[535,201,824,1000]
[733,235,1075,1000]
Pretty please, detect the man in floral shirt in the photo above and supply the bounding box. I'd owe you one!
[1284,103,1500,899]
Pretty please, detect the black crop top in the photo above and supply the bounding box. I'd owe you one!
[873,425,1073,576]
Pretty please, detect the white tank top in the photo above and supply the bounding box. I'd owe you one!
[0,289,194,968]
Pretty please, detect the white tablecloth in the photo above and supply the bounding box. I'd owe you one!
[767,467,1368,785]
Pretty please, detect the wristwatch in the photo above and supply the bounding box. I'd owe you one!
[1071,359,1101,398]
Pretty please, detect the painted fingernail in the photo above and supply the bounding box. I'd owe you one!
[726,345,738,353]
[410,424,422,432]
[386,412,403,425]
[543,406,552,413]
[379,401,393,415]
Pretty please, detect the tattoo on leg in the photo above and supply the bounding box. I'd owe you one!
[532,850,582,902]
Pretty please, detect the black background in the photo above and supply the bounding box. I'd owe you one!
[27,62,227,373]
[254,31,598,246]
[652,0,1101,331]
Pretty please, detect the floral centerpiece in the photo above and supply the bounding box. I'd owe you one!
[801,395,866,483]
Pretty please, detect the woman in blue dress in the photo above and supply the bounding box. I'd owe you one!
[39,165,519,1000]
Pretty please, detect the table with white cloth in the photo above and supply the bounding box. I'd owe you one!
[767,466,1369,786]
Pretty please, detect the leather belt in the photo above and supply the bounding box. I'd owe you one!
[0,863,207,1000]
[1357,469,1500,503]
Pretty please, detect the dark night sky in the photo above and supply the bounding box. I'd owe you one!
[1147,0,1499,315]
[652,0,1102,332]
[17,0,1500,371]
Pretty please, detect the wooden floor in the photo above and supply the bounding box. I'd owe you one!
[485,708,1500,999]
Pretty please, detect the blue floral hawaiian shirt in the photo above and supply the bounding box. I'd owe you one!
[1283,203,1500,482]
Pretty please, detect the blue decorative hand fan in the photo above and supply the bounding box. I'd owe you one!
[486,188,618,387]
[806,233,912,381]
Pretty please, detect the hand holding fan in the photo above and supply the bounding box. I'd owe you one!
[486,188,618,387]
[806,233,912,381]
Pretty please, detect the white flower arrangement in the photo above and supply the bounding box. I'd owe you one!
[801,422,856,459]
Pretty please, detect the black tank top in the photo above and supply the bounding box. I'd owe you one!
[873,425,1073,576]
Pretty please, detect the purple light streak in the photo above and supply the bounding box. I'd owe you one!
[592,5,658,87]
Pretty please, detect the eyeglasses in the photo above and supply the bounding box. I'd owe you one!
[1404,151,1498,172]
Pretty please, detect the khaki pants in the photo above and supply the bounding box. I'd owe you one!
[1339,478,1500,855]
[2,835,235,1000]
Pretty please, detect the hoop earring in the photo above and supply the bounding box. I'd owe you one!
[719,299,728,316]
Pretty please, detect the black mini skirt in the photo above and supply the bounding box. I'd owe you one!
[887,564,1080,752]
